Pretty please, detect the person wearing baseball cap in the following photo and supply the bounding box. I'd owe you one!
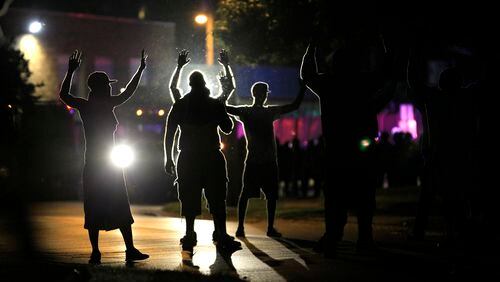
[87,71,118,90]
[59,49,149,264]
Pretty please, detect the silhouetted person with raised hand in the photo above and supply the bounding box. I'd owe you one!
[59,50,149,264]
[300,32,403,257]
[164,51,241,252]
[218,50,307,238]
[169,49,191,103]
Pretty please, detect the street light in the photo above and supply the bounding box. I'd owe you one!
[194,13,214,65]
[28,21,43,33]
[194,14,208,25]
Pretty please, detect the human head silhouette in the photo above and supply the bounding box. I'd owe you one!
[189,71,206,89]
[438,67,462,93]
[251,82,269,106]
[87,71,117,96]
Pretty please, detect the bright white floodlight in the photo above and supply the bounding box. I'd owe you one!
[110,144,135,168]
[29,21,43,33]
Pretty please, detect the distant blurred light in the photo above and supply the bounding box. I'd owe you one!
[138,6,146,20]
[359,138,372,152]
[120,87,126,93]
[195,14,208,24]
[110,144,134,168]
[7,104,12,109]
[158,109,165,117]
[66,105,72,110]
[136,109,143,116]
[220,142,225,150]
[28,21,43,33]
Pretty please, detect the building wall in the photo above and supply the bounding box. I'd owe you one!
[2,8,176,103]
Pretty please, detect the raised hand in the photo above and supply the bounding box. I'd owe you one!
[218,49,230,65]
[177,49,190,67]
[140,49,148,70]
[68,50,82,72]
[219,72,234,92]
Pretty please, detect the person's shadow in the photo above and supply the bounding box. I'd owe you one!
[240,237,313,280]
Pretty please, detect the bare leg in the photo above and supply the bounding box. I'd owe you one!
[121,225,149,261]
[185,215,195,235]
[237,196,249,231]
[267,199,277,230]
[120,225,134,250]
[88,228,101,264]
[88,229,99,252]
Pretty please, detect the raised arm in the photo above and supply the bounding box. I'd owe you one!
[59,50,86,108]
[164,106,179,175]
[216,49,236,103]
[300,44,324,95]
[112,49,147,106]
[170,49,190,102]
[271,79,307,116]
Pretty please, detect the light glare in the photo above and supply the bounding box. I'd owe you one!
[29,21,43,33]
[195,14,208,24]
[110,144,134,168]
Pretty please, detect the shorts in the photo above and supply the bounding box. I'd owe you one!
[176,150,228,217]
[241,161,279,200]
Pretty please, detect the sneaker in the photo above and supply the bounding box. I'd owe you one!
[235,227,245,238]
[266,228,282,238]
[88,251,101,265]
[125,248,149,262]
[217,234,242,251]
[212,231,235,242]
[180,232,197,250]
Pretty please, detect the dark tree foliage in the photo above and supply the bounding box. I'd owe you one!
[215,0,319,66]
[0,41,38,109]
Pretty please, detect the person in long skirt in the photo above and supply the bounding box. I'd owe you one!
[59,50,149,264]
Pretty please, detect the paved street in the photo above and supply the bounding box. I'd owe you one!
[1,202,480,281]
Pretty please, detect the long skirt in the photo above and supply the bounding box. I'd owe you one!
[83,159,134,231]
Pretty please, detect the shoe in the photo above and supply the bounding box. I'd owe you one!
[235,227,245,238]
[213,231,235,242]
[88,251,101,265]
[313,235,338,258]
[266,228,282,238]
[180,232,197,250]
[125,248,149,262]
[216,234,242,251]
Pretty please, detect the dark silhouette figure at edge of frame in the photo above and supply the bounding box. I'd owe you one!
[164,49,242,256]
[216,50,307,238]
[408,49,480,253]
[300,32,405,258]
[59,50,149,265]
